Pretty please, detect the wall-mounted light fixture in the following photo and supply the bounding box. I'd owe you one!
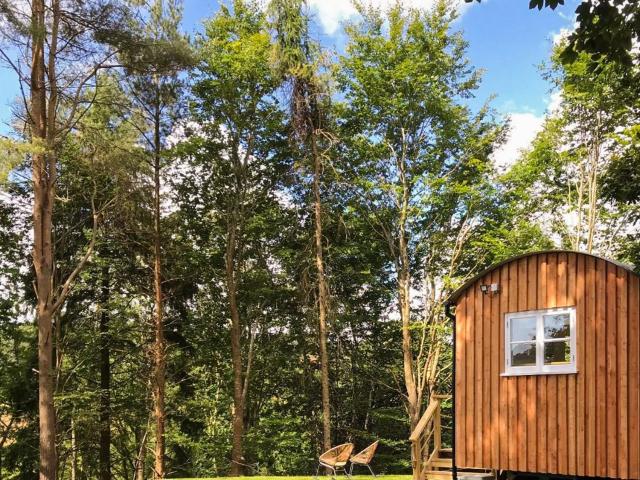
[480,283,500,295]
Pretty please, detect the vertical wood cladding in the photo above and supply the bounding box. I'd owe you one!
[454,252,640,479]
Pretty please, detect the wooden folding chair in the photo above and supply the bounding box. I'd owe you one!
[349,440,379,477]
[315,443,355,479]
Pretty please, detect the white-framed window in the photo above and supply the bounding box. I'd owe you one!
[503,306,577,376]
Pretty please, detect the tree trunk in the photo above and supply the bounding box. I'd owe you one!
[151,91,166,480]
[99,265,111,480]
[397,164,419,436]
[135,427,148,480]
[586,127,600,254]
[227,248,245,476]
[70,418,77,480]
[226,184,245,475]
[31,0,58,478]
[311,130,331,452]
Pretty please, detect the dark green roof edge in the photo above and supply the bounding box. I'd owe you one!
[446,249,637,306]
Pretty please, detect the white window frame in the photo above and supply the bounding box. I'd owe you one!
[503,306,577,376]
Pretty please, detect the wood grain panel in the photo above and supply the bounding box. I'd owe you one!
[526,255,537,473]
[586,255,597,477]
[596,258,607,477]
[536,254,548,474]
[507,261,518,471]
[454,252,640,479]
[547,253,558,474]
[455,282,466,466]
[606,261,618,478]
[465,288,474,467]
[567,253,577,474]
[490,268,500,468]
[575,254,586,477]
[630,274,640,480]
[482,274,491,466]
[557,253,568,473]
[475,277,483,467]
[498,264,509,469]
[618,267,629,478]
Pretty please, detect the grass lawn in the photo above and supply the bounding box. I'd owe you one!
[173,476,412,480]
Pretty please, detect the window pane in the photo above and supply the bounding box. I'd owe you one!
[544,340,571,364]
[511,343,536,367]
[510,316,537,342]
[544,313,570,339]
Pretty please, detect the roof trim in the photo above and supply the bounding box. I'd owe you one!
[446,249,637,306]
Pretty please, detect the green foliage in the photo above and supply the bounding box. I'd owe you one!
[2,1,639,479]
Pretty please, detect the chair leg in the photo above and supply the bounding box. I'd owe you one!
[314,463,321,480]
[344,465,352,479]
[367,464,376,477]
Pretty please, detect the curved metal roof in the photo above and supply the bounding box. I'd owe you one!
[446,249,637,306]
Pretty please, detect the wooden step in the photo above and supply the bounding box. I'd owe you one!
[425,470,453,480]
[424,469,494,480]
[429,458,453,469]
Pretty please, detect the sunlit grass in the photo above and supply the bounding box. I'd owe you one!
[173,475,412,480]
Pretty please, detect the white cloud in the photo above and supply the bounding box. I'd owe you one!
[546,89,563,114]
[492,112,544,172]
[307,0,471,35]
[552,27,571,46]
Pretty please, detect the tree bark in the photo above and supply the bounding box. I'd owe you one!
[226,221,245,476]
[586,124,600,254]
[311,130,331,452]
[31,0,58,478]
[134,426,148,480]
[227,139,250,476]
[70,418,77,480]
[99,265,111,480]
[152,94,166,480]
[397,157,419,435]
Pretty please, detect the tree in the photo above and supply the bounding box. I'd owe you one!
[503,46,638,256]
[269,0,334,454]
[336,1,504,465]
[120,2,192,477]
[0,2,136,478]
[176,1,287,473]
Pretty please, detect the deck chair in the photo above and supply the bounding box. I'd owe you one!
[348,440,379,477]
[315,443,355,479]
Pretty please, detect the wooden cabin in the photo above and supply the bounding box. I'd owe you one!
[410,251,640,480]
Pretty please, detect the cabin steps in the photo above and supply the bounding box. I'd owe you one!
[424,450,493,480]
[424,467,494,480]
[429,458,453,469]
[410,395,493,480]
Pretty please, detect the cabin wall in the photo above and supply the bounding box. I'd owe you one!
[455,252,640,479]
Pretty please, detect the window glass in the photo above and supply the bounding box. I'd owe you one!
[544,341,571,365]
[510,316,537,342]
[505,307,575,375]
[511,343,536,366]
[544,313,570,339]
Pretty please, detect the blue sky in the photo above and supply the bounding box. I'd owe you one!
[1,0,579,165]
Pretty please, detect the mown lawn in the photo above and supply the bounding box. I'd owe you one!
[173,476,412,480]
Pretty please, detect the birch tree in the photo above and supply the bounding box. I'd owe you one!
[336,0,503,452]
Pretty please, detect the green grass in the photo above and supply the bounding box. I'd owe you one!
[172,475,412,480]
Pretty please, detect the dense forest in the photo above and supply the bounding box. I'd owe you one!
[0,0,639,479]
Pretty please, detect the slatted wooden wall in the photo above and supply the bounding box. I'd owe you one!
[454,251,640,478]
